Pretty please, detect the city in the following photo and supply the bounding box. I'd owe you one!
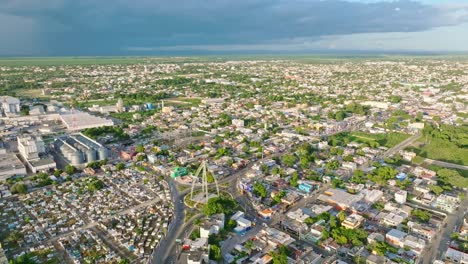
[0,57,466,264]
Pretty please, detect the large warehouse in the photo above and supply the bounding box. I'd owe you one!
[59,111,114,131]
[53,134,108,167]
[0,96,21,116]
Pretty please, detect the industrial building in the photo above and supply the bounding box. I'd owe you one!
[0,153,26,181]
[0,96,21,116]
[18,135,45,160]
[59,111,114,131]
[17,135,56,173]
[53,134,108,167]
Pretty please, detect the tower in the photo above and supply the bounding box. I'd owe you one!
[190,160,220,206]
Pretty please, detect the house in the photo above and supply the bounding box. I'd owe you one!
[433,194,460,213]
[445,248,468,264]
[408,221,435,241]
[386,229,407,248]
[231,211,252,234]
[395,190,407,204]
[342,214,364,229]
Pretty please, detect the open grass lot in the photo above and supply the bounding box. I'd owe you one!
[15,88,50,99]
[350,132,411,148]
[408,138,468,166]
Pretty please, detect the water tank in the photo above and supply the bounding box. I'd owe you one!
[98,148,108,160]
[86,149,96,162]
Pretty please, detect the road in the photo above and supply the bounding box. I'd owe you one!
[150,177,184,264]
[163,213,204,264]
[422,196,468,264]
[383,132,421,158]
[423,159,468,171]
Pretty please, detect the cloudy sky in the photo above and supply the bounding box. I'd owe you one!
[1,0,468,56]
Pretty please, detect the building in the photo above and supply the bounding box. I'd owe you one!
[445,248,468,264]
[53,134,108,167]
[408,221,435,241]
[60,111,114,131]
[395,190,407,204]
[18,135,45,160]
[386,229,407,248]
[342,214,365,229]
[231,211,252,234]
[317,188,364,210]
[0,153,26,180]
[434,194,460,213]
[200,214,224,238]
[116,98,124,112]
[232,119,244,127]
[0,96,20,116]
[386,229,426,256]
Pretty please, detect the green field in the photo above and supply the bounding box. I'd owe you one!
[407,138,468,166]
[350,132,411,148]
[3,54,468,67]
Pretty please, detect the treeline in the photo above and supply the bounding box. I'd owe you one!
[155,77,192,86]
[423,123,467,148]
[83,126,129,141]
[118,91,171,103]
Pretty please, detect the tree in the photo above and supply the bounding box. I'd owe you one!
[20,105,30,116]
[429,185,444,195]
[253,182,267,198]
[136,144,145,153]
[87,177,105,192]
[326,160,340,171]
[437,169,468,189]
[65,165,77,175]
[281,154,297,167]
[271,246,290,264]
[390,96,402,103]
[290,172,299,187]
[53,169,62,177]
[337,211,346,223]
[412,209,430,223]
[10,183,27,194]
[8,253,35,264]
[116,163,125,171]
[209,244,222,261]
[202,197,237,216]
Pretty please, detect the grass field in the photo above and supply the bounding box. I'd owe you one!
[350,132,411,148]
[15,89,50,98]
[407,138,468,166]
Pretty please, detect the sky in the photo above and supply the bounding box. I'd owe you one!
[1,0,468,56]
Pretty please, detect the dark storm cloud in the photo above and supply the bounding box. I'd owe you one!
[0,0,467,55]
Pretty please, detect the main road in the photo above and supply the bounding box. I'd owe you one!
[150,177,184,264]
[422,197,468,264]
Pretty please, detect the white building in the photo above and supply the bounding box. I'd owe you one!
[395,190,407,204]
[60,111,114,131]
[0,96,20,115]
[232,119,245,128]
[18,135,45,160]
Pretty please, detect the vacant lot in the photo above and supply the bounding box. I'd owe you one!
[407,138,468,166]
[350,132,411,148]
